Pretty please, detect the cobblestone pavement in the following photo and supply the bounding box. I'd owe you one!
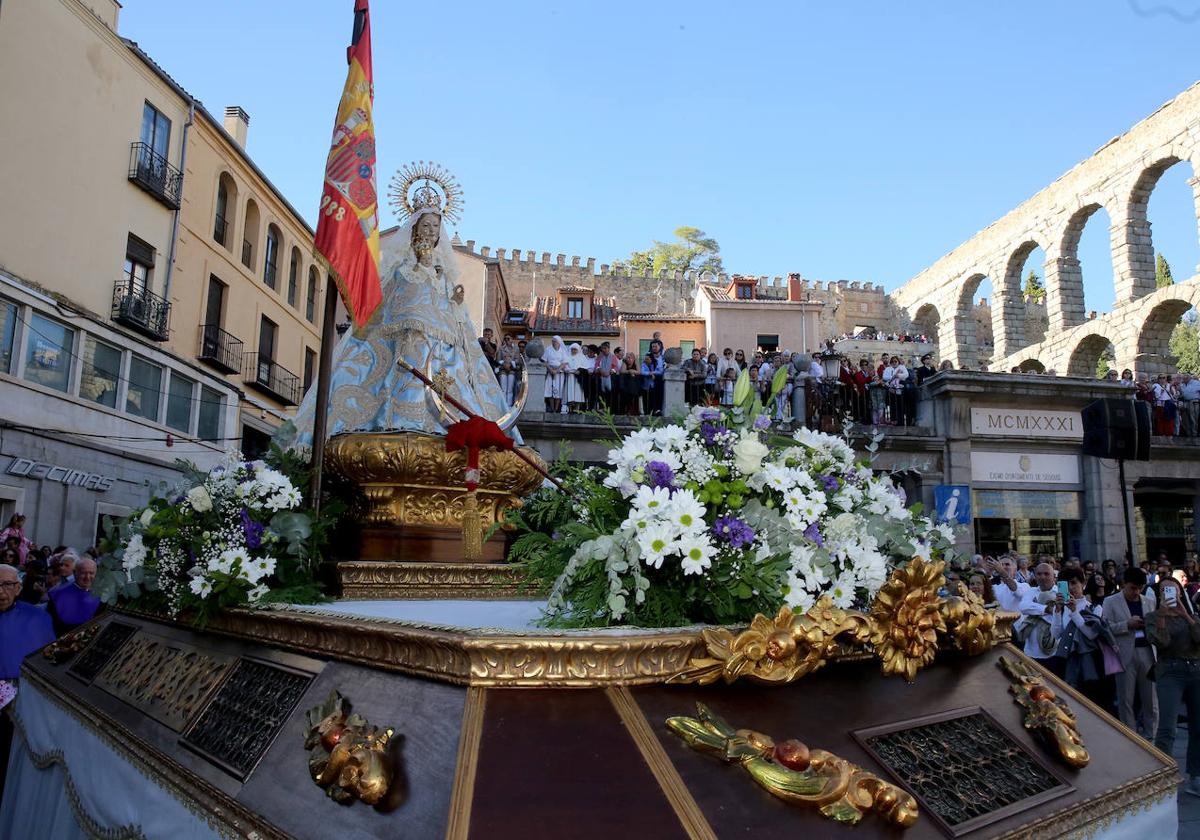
[1175,723,1200,839]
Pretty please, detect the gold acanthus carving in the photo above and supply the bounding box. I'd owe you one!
[999,655,1091,768]
[93,634,232,731]
[671,556,1014,686]
[324,431,547,530]
[305,690,396,806]
[667,703,919,828]
[337,561,537,600]
[188,606,707,687]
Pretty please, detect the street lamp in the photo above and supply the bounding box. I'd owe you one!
[820,343,841,380]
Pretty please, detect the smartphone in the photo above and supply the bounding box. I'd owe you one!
[1164,587,1179,608]
[1056,581,1069,600]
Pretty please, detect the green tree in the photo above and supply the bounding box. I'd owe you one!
[1169,318,1200,374]
[1156,253,1175,288]
[1023,269,1045,302]
[620,226,724,276]
[1096,356,1110,379]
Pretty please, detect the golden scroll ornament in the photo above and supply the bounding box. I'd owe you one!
[667,702,919,828]
[998,655,1090,768]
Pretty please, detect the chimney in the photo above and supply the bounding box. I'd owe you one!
[223,106,250,148]
[83,1,120,29]
[787,272,804,302]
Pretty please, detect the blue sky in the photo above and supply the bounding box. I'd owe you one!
[120,1,1200,314]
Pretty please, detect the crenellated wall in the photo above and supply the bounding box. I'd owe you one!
[454,240,894,339]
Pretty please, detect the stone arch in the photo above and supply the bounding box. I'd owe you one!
[1015,358,1045,373]
[1120,155,1197,303]
[912,303,939,345]
[1135,294,1200,375]
[1066,333,1115,378]
[995,239,1047,358]
[1054,202,1115,327]
[214,171,238,251]
[950,273,991,367]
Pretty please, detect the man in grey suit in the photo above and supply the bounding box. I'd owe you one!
[1102,566,1158,738]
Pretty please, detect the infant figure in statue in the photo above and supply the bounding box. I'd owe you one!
[292,163,516,445]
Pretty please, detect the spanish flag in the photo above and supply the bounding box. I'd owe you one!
[315,0,381,331]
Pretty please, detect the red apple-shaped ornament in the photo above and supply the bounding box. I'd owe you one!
[321,724,347,751]
[772,739,811,771]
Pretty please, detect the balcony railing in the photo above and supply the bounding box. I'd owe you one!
[112,279,170,341]
[128,142,182,209]
[241,239,253,268]
[213,215,228,246]
[198,323,244,374]
[243,352,301,406]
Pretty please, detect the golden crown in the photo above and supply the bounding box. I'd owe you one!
[388,161,464,225]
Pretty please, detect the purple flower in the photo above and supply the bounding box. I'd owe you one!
[712,515,755,550]
[700,421,728,446]
[753,414,772,431]
[240,507,265,550]
[645,460,676,490]
[803,521,824,546]
[819,474,840,492]
[172,495,186,505]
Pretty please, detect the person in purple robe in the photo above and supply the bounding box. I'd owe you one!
[46,556,100,636]
[0,564,56,791]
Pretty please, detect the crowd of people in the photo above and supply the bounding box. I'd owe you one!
[829,330,933,343]
[485,324,1200,438]
[949,548,1200,794]
[1,514,104,790]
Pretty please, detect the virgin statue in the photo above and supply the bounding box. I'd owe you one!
[291,163,516,446]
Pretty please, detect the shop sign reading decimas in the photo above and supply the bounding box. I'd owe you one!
[970,452,1080,485]
[5,457,115,491]
[970,408,1082,440]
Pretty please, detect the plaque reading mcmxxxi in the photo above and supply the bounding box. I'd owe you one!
[67,621,139,684]
[853,707,1072,837]
[181,657,313,780]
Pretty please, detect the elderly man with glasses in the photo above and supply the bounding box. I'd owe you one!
[0,564,55,789]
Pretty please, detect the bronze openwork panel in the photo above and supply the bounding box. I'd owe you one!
[853,707,1071,837]
[93,630,235,731]
[181,657,314,780]
[66,619,138,683]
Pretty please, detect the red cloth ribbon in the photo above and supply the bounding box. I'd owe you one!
[445,416,513,490]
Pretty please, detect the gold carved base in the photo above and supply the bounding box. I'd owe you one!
[324,431,548,590]
[337,561,536,600]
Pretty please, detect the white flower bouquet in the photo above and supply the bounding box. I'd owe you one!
[95,446,330,623]
[506,370,955,628]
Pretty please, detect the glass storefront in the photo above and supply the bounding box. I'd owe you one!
[1135,495,1197,566]
[972,489,1083,558]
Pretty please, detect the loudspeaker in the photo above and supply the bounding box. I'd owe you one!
[1081,398,1150,461]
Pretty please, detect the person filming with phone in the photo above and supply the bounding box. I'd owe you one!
[1147,576,1200,796]
[1013,562,1068,675]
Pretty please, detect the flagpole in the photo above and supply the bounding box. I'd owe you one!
[308,278,340,516]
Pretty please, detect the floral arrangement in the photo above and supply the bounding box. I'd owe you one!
[94,443,335,624]
[506,369,955,628]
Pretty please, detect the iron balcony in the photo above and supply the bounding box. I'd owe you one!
[243,352,301,406]
[128,142,183,209]
[112,279,171,341]
[198,324,244,374]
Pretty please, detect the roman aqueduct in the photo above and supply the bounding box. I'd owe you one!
[893,81,1200,377]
